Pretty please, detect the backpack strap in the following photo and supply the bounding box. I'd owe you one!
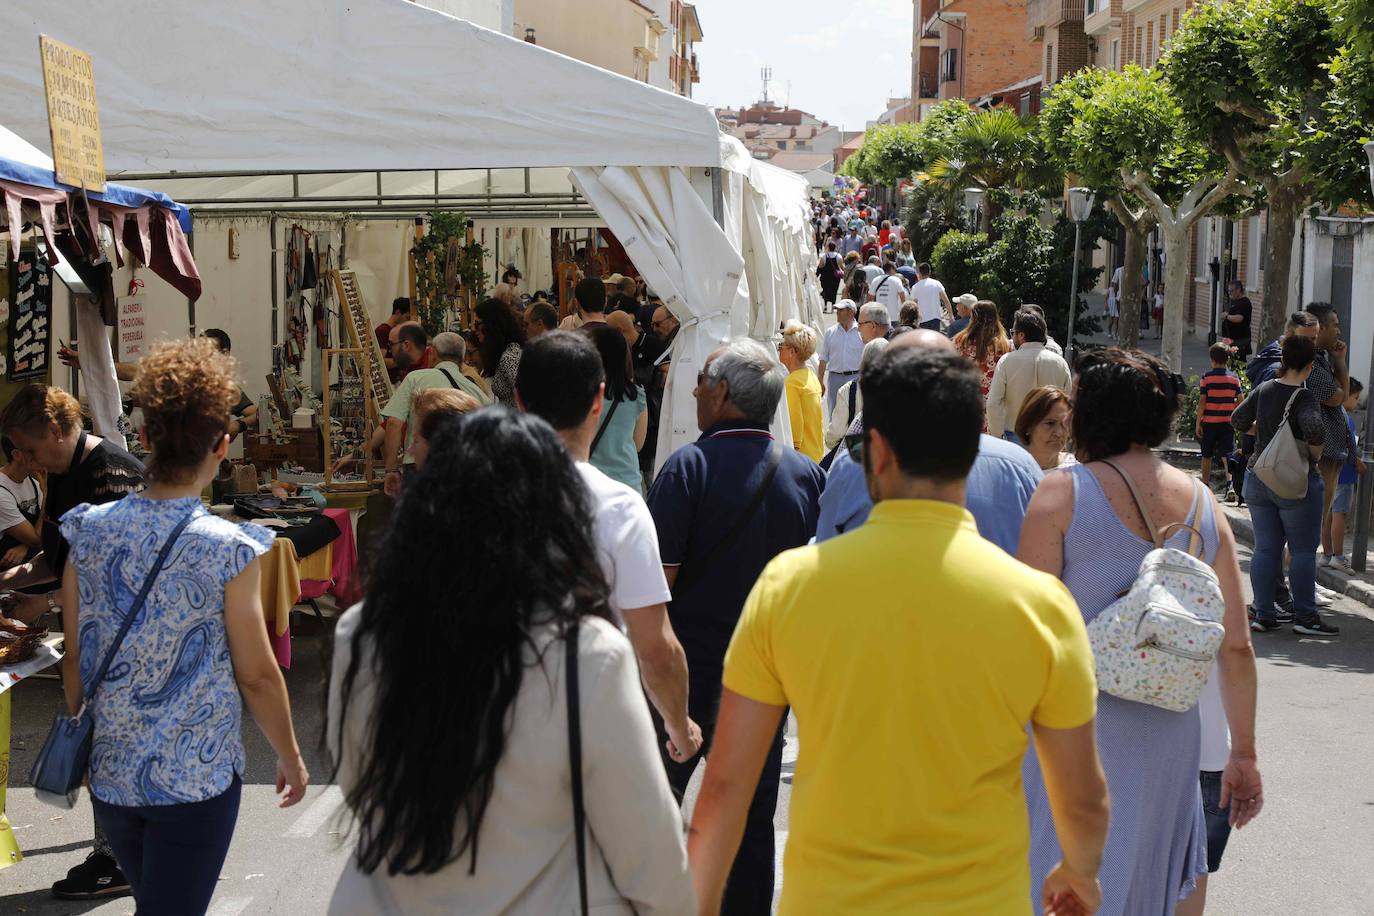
[1100,459,1205,556]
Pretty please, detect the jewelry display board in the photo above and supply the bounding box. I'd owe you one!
[321,348,376,492]
[331,269,393,421]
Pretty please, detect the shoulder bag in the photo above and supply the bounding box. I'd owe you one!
[1084,461,1226,713]
[1251,384,1310,499]
[672,440,783,596]
[566,620,590,916]
[589,399,622,458]
[29,510,196,808]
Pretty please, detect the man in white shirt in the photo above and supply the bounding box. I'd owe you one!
[867,260,908,326]
[986,308,1073,441]
[515,330,703,764]
[817,299,864,416]
[909,262,953,331]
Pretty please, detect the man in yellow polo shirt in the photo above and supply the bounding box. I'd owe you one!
[688,340,1110,915]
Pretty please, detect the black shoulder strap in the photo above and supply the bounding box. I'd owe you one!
[436,367,460,389]
[84,510,196,701]
[847,378,858,418]
[673,439,783,596]
[589,398,622,457]
[566,620,589,916]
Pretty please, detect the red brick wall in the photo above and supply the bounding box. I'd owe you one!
[952,0,1043,100]
[1055,24,1092,79]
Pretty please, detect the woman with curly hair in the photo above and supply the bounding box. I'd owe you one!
[1018,348,1262,916]
[474,298,526,407]
[952,300,1011,429]
[56,338,308,912]
[328,408,691,914]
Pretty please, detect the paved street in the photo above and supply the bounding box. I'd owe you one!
[2,541,1372,914]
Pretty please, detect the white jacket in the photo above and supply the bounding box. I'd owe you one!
[328,609,694,916]
[985,342,1072,438]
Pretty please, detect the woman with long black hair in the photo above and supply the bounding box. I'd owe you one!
[327,408,692,915]
[585,324,648,491]
[473,298,526,407]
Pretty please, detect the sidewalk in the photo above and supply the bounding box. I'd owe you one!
[1189,465,1374,612]
[1219,494,1374,611]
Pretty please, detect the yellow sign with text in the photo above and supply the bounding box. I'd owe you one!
[38,35,105,191]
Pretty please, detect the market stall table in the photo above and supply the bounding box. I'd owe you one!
[247,508,361,667]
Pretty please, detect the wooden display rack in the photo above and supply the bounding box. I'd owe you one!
[321,347,378,492]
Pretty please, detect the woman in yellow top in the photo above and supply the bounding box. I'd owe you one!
[778,320,825,462]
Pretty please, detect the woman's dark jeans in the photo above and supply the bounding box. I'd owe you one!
[93,776,241,915]
[1244,470,1323,624]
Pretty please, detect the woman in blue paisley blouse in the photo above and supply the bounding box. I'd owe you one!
[58,338,309,915]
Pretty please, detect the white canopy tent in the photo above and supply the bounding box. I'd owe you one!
[0,0,818,465]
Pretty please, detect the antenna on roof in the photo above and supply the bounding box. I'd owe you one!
[760,66,772,103]
[786,80,792,109]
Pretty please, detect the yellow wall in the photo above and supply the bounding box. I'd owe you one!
[514,0,654,81]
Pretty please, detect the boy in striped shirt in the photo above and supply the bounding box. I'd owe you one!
[1196,342,1242,496]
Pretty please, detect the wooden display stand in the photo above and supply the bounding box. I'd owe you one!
[321,347,378,492]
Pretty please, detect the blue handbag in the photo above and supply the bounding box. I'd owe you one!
[29,511,195,808]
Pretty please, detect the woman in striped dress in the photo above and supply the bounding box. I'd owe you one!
[1017,349,1264,915]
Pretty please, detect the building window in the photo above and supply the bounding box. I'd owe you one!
[778,140,787,150]
[1110,38,1120,71]
[942,48,958,83]
[1086,0,1098,13]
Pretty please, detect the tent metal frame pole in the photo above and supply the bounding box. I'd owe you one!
[709,167,723,228]
[269,214,279,346]
[179,204,600,218]
[171,192,585,207]
[186,214,196,337]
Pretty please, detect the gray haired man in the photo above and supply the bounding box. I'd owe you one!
[858,303,890,341]
[646,338,825,914]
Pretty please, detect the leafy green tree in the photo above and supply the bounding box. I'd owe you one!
[902,179,964,261]
[840,100,975,186]
[1039,66,1239,367]
[1165,0,1374,341]
[930,229,988,300]
[924,109,1060,231]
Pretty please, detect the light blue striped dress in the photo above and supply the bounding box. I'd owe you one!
[1023,463,1213,915]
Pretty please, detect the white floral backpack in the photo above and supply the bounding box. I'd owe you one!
[1085,460,1226,713]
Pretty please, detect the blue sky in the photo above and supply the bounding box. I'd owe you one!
[688,0,915,130]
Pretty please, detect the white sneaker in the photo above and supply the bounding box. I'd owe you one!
[1330,555,1354,573]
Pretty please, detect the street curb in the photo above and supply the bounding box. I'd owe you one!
[1218,500,1374,611]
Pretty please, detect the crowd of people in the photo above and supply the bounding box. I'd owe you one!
[17,207,1354,915]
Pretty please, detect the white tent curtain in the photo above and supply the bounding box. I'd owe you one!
[570,165,745,468]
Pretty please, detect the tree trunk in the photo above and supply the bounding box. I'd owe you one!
[1161,225,1191,374]
[1106,196,1155,351]
[1260,191,1302,343]
[1118,228,1148,350]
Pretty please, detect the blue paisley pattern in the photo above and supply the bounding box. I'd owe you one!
[61,494,273,806]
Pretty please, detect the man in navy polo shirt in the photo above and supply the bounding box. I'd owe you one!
[647,338,824,915]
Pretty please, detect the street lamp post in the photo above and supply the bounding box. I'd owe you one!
[963,186,985,232]
[1208,257,1222,346]
[1066,187,1096,368]
[1351,141,1374,571]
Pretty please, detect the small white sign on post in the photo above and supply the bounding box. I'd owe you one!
[118,294,146,361]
